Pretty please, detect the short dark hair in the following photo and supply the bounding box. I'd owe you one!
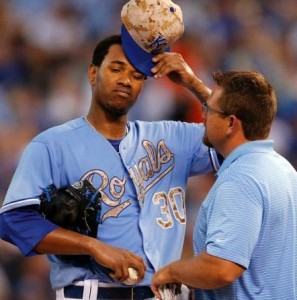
[213,70,277,140]
[92,35,122,67]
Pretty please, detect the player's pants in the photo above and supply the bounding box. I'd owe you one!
[55,280,191,300]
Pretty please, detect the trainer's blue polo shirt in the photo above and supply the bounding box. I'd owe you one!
[194,140,297,299]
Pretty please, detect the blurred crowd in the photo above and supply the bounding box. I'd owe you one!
[0,0,297,299]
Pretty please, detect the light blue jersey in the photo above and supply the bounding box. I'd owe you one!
[194,141,297,299]
[1,117,218,289]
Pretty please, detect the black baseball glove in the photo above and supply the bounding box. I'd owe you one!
[39,179,101,238]
[39,179,102,267]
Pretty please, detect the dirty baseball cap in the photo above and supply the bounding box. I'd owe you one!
[121,0,184,77]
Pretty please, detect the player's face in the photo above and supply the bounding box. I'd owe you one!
[202,87,229,149]
[89,44,145,117]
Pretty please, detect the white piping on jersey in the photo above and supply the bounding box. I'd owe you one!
[0,198,40,214]
[209,148,220,171]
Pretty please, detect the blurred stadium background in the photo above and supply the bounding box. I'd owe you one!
[0,0,297,299]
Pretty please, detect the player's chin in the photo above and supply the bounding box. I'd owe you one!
[112,98,136,111]
[115,102,136,115]
[109,106,131,117]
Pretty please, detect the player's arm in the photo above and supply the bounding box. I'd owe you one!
[0,206,146,282]
[151,251,244,298]
[0,206,58,256]
[151,52,212,103]
[35,226,146,282]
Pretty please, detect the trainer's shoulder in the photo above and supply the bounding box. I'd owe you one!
[32,117,87,143]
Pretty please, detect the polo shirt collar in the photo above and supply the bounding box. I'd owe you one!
[216,140,274,177]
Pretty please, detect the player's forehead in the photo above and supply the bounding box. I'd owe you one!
[102,44,135,70]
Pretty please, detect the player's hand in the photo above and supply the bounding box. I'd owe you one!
[90,240,146,283]
[151,52,196,87]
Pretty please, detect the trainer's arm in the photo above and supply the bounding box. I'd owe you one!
[151,251,244,298]
[151,52,212,103]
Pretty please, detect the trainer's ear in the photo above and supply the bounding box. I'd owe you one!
[88,64,96,86]
[227,115,236,127]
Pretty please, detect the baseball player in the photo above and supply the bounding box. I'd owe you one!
[0,35,219,300]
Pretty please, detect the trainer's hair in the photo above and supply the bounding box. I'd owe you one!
[213,70,277,140]
[92,35,122,67]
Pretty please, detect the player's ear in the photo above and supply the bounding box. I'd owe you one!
[88,64,97,86]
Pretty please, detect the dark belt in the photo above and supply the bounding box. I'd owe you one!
[64,284,154,300]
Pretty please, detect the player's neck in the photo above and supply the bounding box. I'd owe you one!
[84,116,128,140]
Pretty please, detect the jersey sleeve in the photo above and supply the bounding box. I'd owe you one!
[209,149,223,172]
[1,140,58,213]
[185,123,220,175]
[0,206,58,256]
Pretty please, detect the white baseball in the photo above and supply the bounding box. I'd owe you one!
[123,267,138,285]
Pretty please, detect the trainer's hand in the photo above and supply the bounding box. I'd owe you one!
[151,264,177,299]
[90,239,146,283]
[151,52,195,87]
